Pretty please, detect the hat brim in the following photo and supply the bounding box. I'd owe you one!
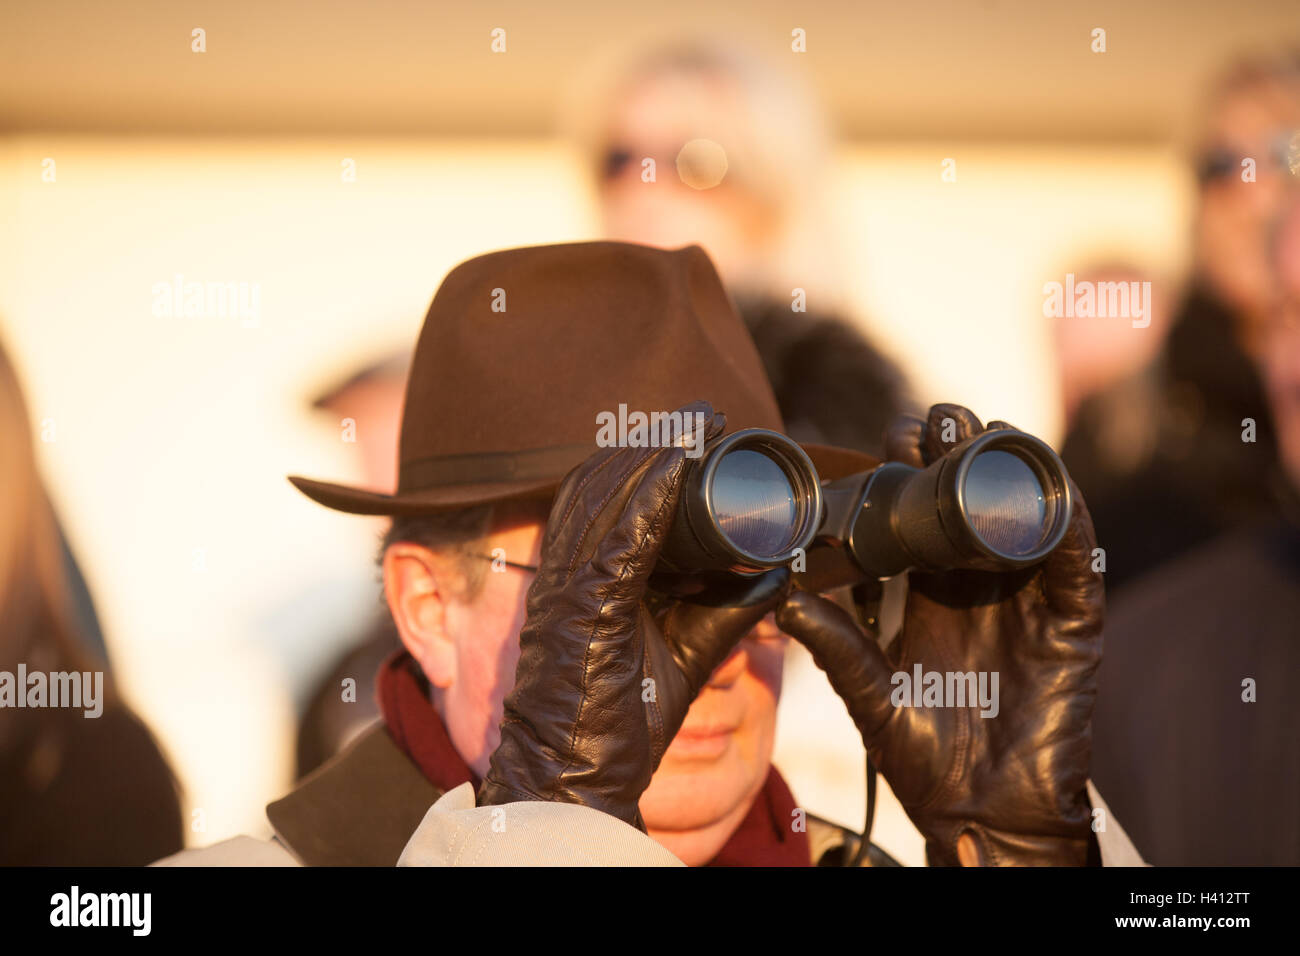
[289,442,879,517]
[288,475,561,516]
[800,442,880,483]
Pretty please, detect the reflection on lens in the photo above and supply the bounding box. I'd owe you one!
[963,450,1047,556]
[711,449,797,558]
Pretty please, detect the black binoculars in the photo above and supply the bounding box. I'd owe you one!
[657,425,1073,591]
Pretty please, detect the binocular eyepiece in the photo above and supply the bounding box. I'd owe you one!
[657,425,1073,587]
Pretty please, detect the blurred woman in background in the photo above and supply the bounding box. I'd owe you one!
[564,36,911,457]
[0,335,183,865]
[1088,194,1300,865]
[1061,51,1300,594]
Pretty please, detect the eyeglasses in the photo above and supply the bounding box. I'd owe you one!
[471,554,540,574]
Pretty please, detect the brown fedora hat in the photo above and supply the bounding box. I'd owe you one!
[289,240,875,515]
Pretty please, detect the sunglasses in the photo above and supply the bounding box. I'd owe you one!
[598,145,705,184]
[1197,131,1300,185]
[601,146,638,182]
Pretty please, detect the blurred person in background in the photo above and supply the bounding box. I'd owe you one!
[1061,51,1300,593]
[0,336,183,865]
[1053,261,1172,434]
[1089,193,1300,865]
[566,37,911,458]
[295,352,409,779]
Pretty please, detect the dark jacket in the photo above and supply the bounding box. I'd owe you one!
[1061,284,1281,594]
[0,701,183,865]
[1091,516,1300,865]
[736,295,911,459]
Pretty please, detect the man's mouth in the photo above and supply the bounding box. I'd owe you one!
[666,722,739,760]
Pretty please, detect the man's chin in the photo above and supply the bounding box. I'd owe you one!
[639,736,764,832]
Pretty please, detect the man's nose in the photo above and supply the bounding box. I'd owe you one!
[707,643,749,689]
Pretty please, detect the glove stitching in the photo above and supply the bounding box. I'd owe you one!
[566,445,662,578]
[550,447,657,781]
[556,449,643,577]
[641,630,666,763]
[554,450,683,798]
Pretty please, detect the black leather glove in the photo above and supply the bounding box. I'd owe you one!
[777,403,1105,866]
[479,400,789,828]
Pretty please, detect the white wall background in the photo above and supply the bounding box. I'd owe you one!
[0,134,1188,857]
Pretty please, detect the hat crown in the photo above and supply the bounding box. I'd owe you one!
[394,240,782,491]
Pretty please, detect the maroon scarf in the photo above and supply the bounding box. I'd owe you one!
[376,650,810,866]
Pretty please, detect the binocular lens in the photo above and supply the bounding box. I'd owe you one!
[711,449,799,559]
[658,429,822,575]
[962,449,1049,557]
[813,426,1074,584]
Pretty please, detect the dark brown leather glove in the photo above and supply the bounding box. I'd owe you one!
[777,403,1104,866]
[479,400,789,828]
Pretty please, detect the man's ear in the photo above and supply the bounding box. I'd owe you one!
[382,543,457,689]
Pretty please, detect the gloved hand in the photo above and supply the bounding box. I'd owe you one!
[777,403,1104,866]
[478,400,789,828]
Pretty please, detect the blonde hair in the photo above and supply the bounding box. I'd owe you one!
[1186,48,1300,155]
[560,33,849,310]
